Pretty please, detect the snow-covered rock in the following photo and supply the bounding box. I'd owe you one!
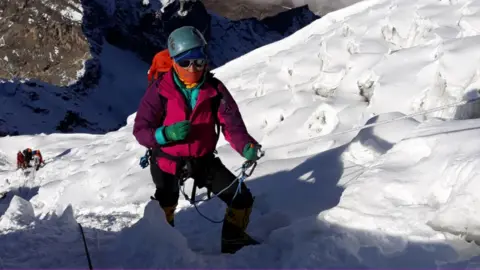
[0,0,91,86]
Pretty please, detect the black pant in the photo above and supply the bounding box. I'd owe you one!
[149,150,254,209]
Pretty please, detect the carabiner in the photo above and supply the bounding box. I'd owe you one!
[242,161,257,177]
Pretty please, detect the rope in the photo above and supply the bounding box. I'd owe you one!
[78,223,93,270]
[165,92,480,223]
[179,153,264,223]
[179,166,250,223]
[327,96,480,138]
[282,94,480,148]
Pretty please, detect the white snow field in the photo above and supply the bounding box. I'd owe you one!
[2,0,480,268]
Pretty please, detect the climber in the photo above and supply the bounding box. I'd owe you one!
[133,26,263,254]
[16,150,26,170]
[17,148,45,170]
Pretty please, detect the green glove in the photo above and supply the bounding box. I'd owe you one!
[243,143,262,161]
[164,120,191,141]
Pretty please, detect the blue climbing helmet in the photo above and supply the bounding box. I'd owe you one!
[167,26,207,59]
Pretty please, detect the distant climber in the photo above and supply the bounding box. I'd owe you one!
[133,26,263,254]
[17,151,25,169]
[17,148,45,170]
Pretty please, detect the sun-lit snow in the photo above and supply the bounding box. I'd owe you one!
[2,0,480,268]
[59,6,83,22]
[39,0,84,23]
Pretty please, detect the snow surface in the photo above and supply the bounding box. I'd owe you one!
[0,42,150,135]
[2,0,480,268]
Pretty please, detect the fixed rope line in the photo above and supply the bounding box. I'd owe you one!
[325,96,480,138]
[179,152,264,224]
[78,223,93,270]
[282,94,480,149]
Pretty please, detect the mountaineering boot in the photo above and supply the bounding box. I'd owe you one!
[150,196,176,227]
[162,204,177,227]
[221,206,260,254]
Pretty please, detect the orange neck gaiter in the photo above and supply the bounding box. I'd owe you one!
[173,62,204,88]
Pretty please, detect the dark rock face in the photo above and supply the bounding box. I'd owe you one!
[109,1,319,69]
[207,5,319,69]
[202,0,291,20]
[261,5,318,36]
[0,0,91,86]
[103,0,212,64]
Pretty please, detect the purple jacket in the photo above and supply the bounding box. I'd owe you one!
[133,70,257,175]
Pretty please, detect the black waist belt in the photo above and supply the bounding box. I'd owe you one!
[152,147,215,178]
[151,147,214,203]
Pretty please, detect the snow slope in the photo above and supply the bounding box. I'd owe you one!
[0,43,149,135]
[2,0,480,268]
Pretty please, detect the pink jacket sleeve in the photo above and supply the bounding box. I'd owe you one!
[133,83,165,149]
[216,82,258,156]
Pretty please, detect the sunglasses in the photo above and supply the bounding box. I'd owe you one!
[177,59,207,68]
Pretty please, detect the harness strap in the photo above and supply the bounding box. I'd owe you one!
[151,147,191,178]
[152,147,215,203]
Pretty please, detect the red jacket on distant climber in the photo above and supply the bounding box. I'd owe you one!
[33,150,44,164]
[17,151,25,169]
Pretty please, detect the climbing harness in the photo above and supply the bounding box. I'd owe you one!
[179,149,266,223]
[144,145,265,223]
